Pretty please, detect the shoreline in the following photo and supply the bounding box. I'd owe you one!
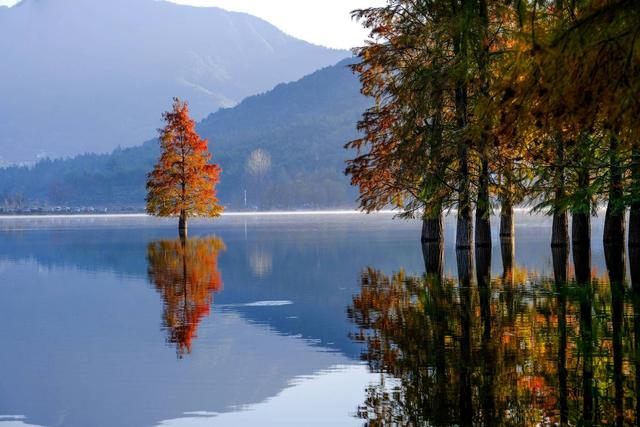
[0,210,397,220]
[0,207,605,220]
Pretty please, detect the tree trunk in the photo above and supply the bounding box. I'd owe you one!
[179,210,188,238]
[422,208,443,243]
[457,205,472,249]
[630,144,640,246]
[552,211,569,247]
[573,238,593,425]
[571,211,590,247]
[500,198,514,238]
[552,245,569,425]
[453,0,471,251]
[456,247,473,426]
[456,248,472,287]
[476,245,491,289]
[572,167,591,247]
[476,243,495,424]
[421,200,444,277]
[573,225,591,287]
[422,240,444,278]
[603,214,625,247]
[552,245,569,285]
[500,235,514,274]
[501,235,515,321]
[552,134,569,247]
[475,159,492,247]
[475,0,491,250]
[457,146,473,249]
[604,242,626,427]
[456,142,472,249]
[604,136,626,244]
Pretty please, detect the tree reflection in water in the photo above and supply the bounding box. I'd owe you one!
[147,237,225,358]
[348,242,640,425]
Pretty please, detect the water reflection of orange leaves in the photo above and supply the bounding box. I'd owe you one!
[501,333,514,345]
[514,268,533,284]
[600,339,614,354]
[494,267,531,287]
[349,263,639,425]
[517,376,548,398]
[147,237,226,357]
[567,266,602,282]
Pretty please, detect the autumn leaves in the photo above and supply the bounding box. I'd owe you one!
[146,98,223,235]
[346,1,640,249]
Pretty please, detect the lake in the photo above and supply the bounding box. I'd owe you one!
[0,213,637,426]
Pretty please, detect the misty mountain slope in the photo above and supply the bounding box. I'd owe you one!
[0,0,348,163]
[0,58,370,210]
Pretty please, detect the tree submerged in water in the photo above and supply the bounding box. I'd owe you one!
[146,98,223,235]
[347,0,640,249]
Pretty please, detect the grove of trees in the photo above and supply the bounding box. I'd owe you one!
[346,0,640,249]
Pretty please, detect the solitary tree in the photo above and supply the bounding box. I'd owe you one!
[146,98,223,235]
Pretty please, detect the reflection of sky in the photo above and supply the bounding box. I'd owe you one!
[0,417,44,427]
[158,365,372,426]
[0,261,366,427]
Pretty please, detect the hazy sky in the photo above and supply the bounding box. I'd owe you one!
[0,0,386,49]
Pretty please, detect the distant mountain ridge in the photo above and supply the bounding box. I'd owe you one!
[0,58,370,211]
[0,0,348,163]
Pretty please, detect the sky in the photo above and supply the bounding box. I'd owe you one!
[0,0,386,49]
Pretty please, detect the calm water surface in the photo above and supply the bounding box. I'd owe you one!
[0,213,637,426]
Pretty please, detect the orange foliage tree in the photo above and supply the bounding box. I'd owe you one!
[146,98,223,234]
[147,237,226,357]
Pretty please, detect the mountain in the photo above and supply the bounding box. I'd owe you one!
[0,58,370,211]
[0,0,348,163]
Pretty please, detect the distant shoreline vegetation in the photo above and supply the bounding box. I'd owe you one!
[0,210,391,217]
[0,208,594,219]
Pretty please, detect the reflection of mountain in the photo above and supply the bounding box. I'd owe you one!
[147,237,225,357]
[0,263,355,427]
